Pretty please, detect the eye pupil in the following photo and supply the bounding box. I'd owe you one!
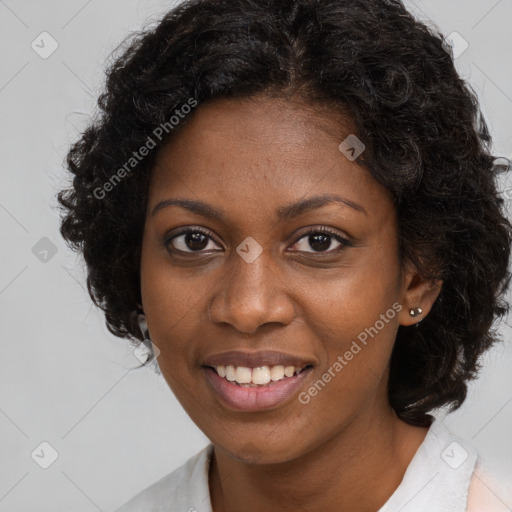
[186,232,208,251]
[309,234,331,252]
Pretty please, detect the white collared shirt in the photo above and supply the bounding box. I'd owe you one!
[114,419,511,512]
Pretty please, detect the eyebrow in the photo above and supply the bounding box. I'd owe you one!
[150,193,367,220]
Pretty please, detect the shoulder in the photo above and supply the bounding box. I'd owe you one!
[466,458,512,512]
[113,444,214,512]
[420,420,512,512]
[379,419,479,511]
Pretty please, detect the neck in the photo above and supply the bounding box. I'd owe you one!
[208,408,429,512]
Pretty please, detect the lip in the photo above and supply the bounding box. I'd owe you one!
[203,366,313,412]
[202,350,314,369]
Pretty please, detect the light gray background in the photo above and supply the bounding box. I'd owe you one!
[0,0,511,510]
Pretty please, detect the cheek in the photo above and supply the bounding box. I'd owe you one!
[296,283,400,435]
[297,249,401,388]
[140,231,208,316]
[299,246,400,337]
[140,250,203,375]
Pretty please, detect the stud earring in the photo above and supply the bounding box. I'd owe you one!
[409,307,423,317]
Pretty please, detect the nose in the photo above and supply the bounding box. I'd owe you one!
[207,251,295,334]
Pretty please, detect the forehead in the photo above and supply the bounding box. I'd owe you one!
[148,96,394,223]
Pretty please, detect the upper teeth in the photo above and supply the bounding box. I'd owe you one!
[215,365,304,386]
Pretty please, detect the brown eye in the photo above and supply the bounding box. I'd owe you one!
[291,227,352,254]
[165,228,220,253]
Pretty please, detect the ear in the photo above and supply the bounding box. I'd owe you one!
[397,261,443,327]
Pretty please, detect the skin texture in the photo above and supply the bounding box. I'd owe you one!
[139,95,443,512]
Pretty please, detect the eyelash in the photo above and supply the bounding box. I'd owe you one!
[163,226,353,255]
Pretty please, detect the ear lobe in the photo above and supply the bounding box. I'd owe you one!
[398,270,443,327]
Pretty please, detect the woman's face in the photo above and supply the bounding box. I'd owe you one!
[140,95,435,464]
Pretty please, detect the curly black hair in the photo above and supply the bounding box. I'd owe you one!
[57,0,512,427]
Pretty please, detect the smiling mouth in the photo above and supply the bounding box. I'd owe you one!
[205,364,313,387]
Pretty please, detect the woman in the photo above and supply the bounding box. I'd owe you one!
[57,0,512,510]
